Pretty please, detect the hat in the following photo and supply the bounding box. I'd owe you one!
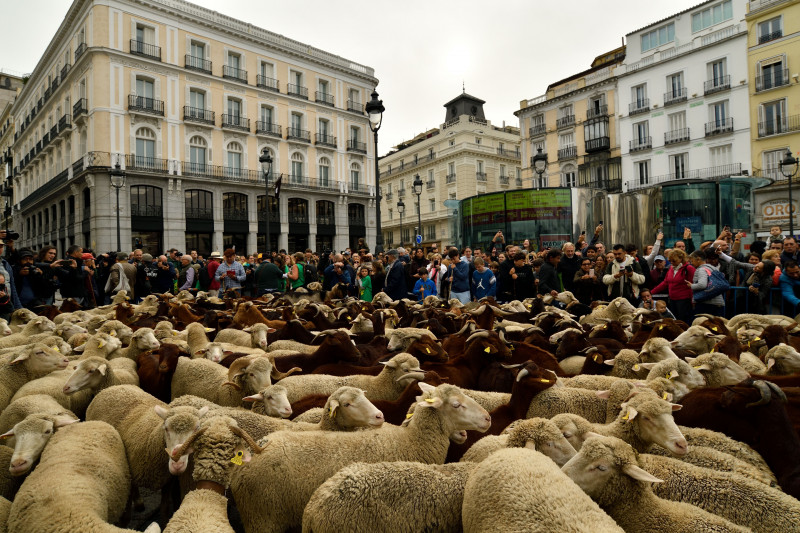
[19,249,35,258]
[116,252,129,261]
[142,253,153,262]
[81,253,95,261]
[386,249,398,256]
[210,251,222,259]
[654,255,666,262]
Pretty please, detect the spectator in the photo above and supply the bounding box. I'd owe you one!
[769,225,785,242]
[371,260,386,296]
[651,249,695,324]
[57,245,88,306]
[508,251,535,300]
[584,245,598,261]
[641,231,664,270]
[603,244,645,306]
[496,249,517,302]
[131,251,150,302]
[537,249,562,298]
[487,231,505,256]
[688,249,725,316]
[743,259,776,314]
[34,246,59,305]
[176,254,196,293]
[461,247,474,264]
[762,249,783,286]
[558,242,582,293]
[166,248,181,271]
[356,266,373,302]
[448,248,471,305]
[427,254,446,296]
[206,252,222,297]
[769,240,784,253]
[14,249,48,310]
[649,255,668,291]
[214,249,246,295]
[471,257,496,300]
[152,255,177,294]
[572,258,597,306]
[384,250,407,302]
[82,253,99,308]
[286,252,305,291]
[655,300,676,319]
[255,256,285,296]
[413,267,436,301]
[591,256,609,303]
[105,252,136,299]
[0,273,14,321]
[782,237,799,265]
[639,288,655,311]
[140,254,157,299]
[780,261,800,316]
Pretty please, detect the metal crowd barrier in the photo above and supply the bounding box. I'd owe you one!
[652,287,795,318]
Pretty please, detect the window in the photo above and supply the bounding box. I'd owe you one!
[318,157,331,187]
[758,57,787,91]
[641,22,674,52]
[692,1,732,32]
[226,142,242,177]
[532,139,545,154]
[500,164,506,177]
[708,59,727,85]
[559,132,574,148]
[477,160,484,173]
[260,61,274,77]
[318,118,330,138]
[584,118,608,141]
[190,41,205,60]
[291,112,302,132]
[710,144,733,167]
[261,105,273,125]
[449,139,455,147]
[318,79,329,95]
[710,101,728,126]
[426,225,436,240]
[758,17,783,43]
[763,149,785,180]
[562,165,577,187]
[227,52,240,69]
[429,199,435,213]
[227,98,241,118]
[135,77,155,108]
[633,84,647,107]
[189,135,207,173]
[475,137,481,144]
[633,121,649,142]
[350,126,360,142]
[668,111,686,132]
[670,153,688,179]
[350,163,361,190]
[667,72,683,96]
[291,153,304,184]
[316,200,335,226]
[185,190,213,219]
[636,160,650,185]
[291,70,303,88]
[448,162,455,181]
[135,127,155,167]
[589,96,604,115]
[530,114,545,135]
[189,89,205,110]
[760,99,786,136]
[348,88,360,104]
[223,192,248,220]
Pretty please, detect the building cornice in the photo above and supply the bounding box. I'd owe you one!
[515,77,619,117]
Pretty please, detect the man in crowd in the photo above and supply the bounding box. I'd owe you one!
[780,261,800,315]
[537,249,562,298]
[383,249,407,302]
[13,248,47,310]
[152,255,177,294]
[56,245,88,306]
[782,237,799,265]
[214,249,246,295]
[176,254,196,293]
[603,243,645,305]
[558,242,581,293]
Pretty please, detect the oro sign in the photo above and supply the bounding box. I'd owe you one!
[762,199,797,225]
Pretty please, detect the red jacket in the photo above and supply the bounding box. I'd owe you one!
[207,260,221,290]
[652,263,695,300]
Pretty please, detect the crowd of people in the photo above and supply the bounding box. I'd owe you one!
[0,222,798,322]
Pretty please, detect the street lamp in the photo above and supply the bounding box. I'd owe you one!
[259,148,273,255]
[397,200,405,247]
[531,147,547,190]
[109,157,126,251]
[781,149,798,237]
[413,174,423,246]
[365,90,385,253]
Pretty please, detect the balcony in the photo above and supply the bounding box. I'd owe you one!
[130,39,161,61]
[315,133,337,148]
[128,95,164,116]
[529,124,546,137]
[73,98,88,120]
[580,177,622,193]
[587,105,608,119]
[349,182,369,195]
[705,118,734,136]
[258,210,281,223]
[704,75,730,95]
[398,189,407,198]
[287,127,311,143]
[626,163,742,191]
[384,191,393,201]
[663,87,687,106]
[60,63,70,80]
[347,100,363,114]
[186,207,213,219]
[499,175,510,185]
[629,98,650,116]
[131,204,163,217]
[426,179,435,189]
[182,162,259,183]
[347,139,367,153]
[558,145,577,160]
[629,137,652,152]
[58,114,71,133]
[221,114,250,132]
[755,69,789,92]
[758,115,800,137]
[75,42,87,62]
[185,55,212,74]
[315,92,334,107]
[49,125,58,140]
[758,30,782,44]
[476,171,487,182]
[125,154,170,173]
[223,208,248,221]
[289,212,309,224]
[515,177,523,186]
[556,115,575,129]
[348,215,366,226]
[446,174,456,184]
[223,65,248,84]
[664,128,690,144]
[287,84,308,99]
[222,167,259,183]
[256,75,279,92]
[256,121,282,138]
[585,136,610,153]
[497,147,521,157]
[183,106,215,125]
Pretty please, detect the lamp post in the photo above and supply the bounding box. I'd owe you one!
[259,148,273,255]
[413,174,423,246]
[109,158,126,251]
[781,149,798,237]
[397,200,405,247]
[531,147,547,190]
[365,90,385,253]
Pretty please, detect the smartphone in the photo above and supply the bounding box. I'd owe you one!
[625,265,633,273]
[599,220,604,225]
[581,230,586,235]
[589,268,595,277]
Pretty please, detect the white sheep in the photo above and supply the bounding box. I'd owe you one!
[62,356,139,396]
[738,351,767,374]
[0,317,56,349]
[638,337,679,362]
[0,412,79,477]
[0,344,69,411]
[562,435,749,533]
[601,349,649,379]
[170,354,277,407]
[7,420,161,533]
[71,331,123,359]
[214,323,272,350]
[460,417,577,465]
[7,309,37,331]
[462,447,623,533]
[764,343,800,375]
[108,327,160,361]
[242,384,292,418]
[726,313,799,334]
[0,393,77,437]
[96,320,134,345]
[669,325,724,354]
[229,382,490,533]
[579,297,637,326]
[685,353,750,386]
[640,358,706,401]
[0,319,12,336]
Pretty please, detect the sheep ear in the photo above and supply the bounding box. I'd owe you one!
[417,382,436,394]
[416,396,443,409]
[603,358,616,367]
[9,352,30,365]
[109,330,117,337]
[622,464,663,484]
[669,340,680,347]
[0,429,14,438]
[204,327,214,333]
[584,431,604,440]
[692,363,712,371]
[243,393,263,403]
[197,406,210,418]
[154,405,170,420]
[53,415,79,428]
[96,364,108,376]
[685,357,696,364]
[97,339,106,348]
[670,403,682,411]
[623,406,638,421]
[328,399,339,418]
[242,326,253,332]
[668,369,679,379]
[639,362,657,370]
[73,344,85,353]
[595,390,611,399]
[194,348,207,356]
[614,300,623,308]
[380,359,399,369]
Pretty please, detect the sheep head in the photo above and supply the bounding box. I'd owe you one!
[132,328,161,351]
[641,358,705,401]
[62,357,110,394]
[616,390,687,456]
[765,343,800,375]
[412,382,491,433]
[244,385,292,418]
[639,337,678,363]
[323,387,384,428]
[1,413,79,476]
[156,404,209,475]
[379,353,426,384]
[506,417,577,466]
[9,344,69,374]
[685,353,750,386]
[225,356,274,395]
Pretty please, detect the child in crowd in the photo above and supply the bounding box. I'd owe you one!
[356,265,373,302]
[0,273,12,321]
[655,300,676,319]
[472,257,496,300]
[412,267,436,301]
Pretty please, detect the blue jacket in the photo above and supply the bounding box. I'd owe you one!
[323,264,352,286]
[214,261,246,290]
[472,268,497,300]
[451,258,471,293]
[384,259,407,301]
[413,278,436,300]
[780,271,800,311]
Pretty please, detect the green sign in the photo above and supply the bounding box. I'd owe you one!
[689,100,704,108]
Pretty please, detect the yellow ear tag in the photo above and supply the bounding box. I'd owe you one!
[525,304,531,308]
[426,326,430,330]
[622,412,629,421]
[633,364,640,371]
[540,379,551,383]
[662,392,669,400]
[406,413,413,419]
[666,373,672,380]
[53,346,60,353]
[754,337,761,341]
[230,450,244,465]
[425,398,435,404]
[692,366,702,370]
[425,348,431,354]
[658,325,664,331]
[109,330,116,337]
[710,347,716,353]
[593,353,603,363]
[484,346,491,353]
[97,340,105,348]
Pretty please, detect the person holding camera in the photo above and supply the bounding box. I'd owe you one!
[13,249,49,310]
[603,244,645,306]
[0,272,15,321]
[55,245,89,306]
[151,255,176,294]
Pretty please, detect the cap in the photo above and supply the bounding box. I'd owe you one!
[81,253,95,261]
[654,255,666,262]
[142,253,153,262]
[116,252,129,261]
[19,249,35,258]
[386,249,399,256]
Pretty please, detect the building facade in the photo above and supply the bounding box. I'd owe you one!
[378,92,521,250]
[516,47,626,193]
[1,72,25,233]
[10,0,378,258]
[618,0,751,192]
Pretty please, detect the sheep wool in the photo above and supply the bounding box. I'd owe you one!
[460,418,577,466]
[462,448,623,533]
[163,489,232,533]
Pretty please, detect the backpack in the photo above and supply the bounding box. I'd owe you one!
[694,267,730,302]
[198,262,212,291]
[302,262,319,288]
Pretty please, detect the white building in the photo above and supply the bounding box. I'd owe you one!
[618,0,751,192]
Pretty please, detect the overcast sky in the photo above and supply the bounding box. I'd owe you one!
[1,0,704,153]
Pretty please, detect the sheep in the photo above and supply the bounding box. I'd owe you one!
[643,445,777,486]
[242,384,292,418]
[602,349,649,379]
[171,354,278,407]
[8,309,37,331]
[214,322,272,350]
[0,319,12,336]
[727,313,799,334]
[62,356,139,396]
[669,325,724,354]
[685,353,750,386]
[640,357,706,401]
[7,420,161,533]
[0,447,20,502]
[462,447,623,533]
[639,337,679,363]
[97,320,134,346]
[738,351,767,374]
[0,317,56,349]
[229,382,490,533]
[0,393,77,440]
[71,332,124,359]
[677,426,773,473]
[640,454,800,533]
[109,327,160,361]
[303,461,477,533]
[460,417,577,465]
[765,343,800,375]
[0,496,9,533]
[386,327,437,352]
[185,322,219,355]
[0,412,80,477]
[0,344,69,411]
[561,435,750,533]
[276,352,426,404]
[579,297,637,326]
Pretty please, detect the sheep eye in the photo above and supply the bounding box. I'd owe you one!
[44,429,52,434]
[343,403,351,408]
[597,465,608,472]
[266,396,273,401]
[563,432,572,438]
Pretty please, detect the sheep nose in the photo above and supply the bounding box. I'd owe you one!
[10,459,27,468]
[375,411,385,420]
[673,439,688,455]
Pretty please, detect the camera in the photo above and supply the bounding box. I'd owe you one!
[625,265,633,273]
[3,230,19,241]
[0,284,7,292]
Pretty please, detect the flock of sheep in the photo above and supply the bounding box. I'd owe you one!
[0,288,798,532]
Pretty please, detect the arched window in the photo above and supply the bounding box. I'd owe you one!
[223,192,248,220]
[290,152,304,184]
[288,198,308,223]
[226,141,242,177]
[135,127,156,168]
[185,189,213,219]
[188,135,207,174]
[130,185,163,217]
[348,203,365,226]
[350,162,361,191]
[316,200,335,226]
[318,157,331,188]
[561,163,576,188]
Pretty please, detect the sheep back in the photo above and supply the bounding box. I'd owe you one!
[163,488,233,533]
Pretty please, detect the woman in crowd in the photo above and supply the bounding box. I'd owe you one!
[744,259,776,314]
[572,258,597,306]
[427,254,447,296]
[591,256,609,302]
[370,260,386,296]
[651,249,695,324]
